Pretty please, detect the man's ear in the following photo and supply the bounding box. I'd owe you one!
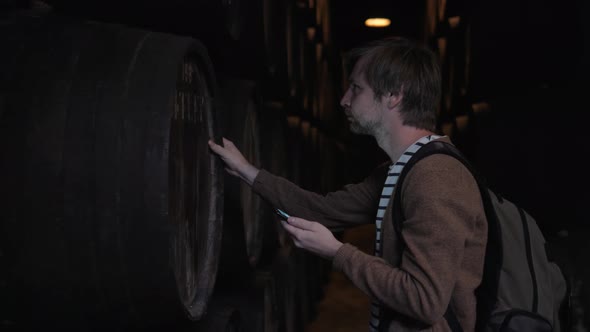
[386,92,403,110]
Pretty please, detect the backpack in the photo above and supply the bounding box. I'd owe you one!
[392,141,571,332]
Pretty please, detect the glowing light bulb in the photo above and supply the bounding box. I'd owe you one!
[365,18,391,28]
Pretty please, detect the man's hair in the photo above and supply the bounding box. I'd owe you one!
[346,37,441,131]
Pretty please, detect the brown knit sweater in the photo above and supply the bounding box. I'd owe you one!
[252,139,487,331]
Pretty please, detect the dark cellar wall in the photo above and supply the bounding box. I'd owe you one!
[460,0,589,236]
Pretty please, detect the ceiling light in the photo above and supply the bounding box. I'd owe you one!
[364,18,391,28]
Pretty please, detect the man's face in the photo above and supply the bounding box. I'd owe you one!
[340,57,385,136]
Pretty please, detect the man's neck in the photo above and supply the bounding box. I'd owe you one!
[376,126,436,164]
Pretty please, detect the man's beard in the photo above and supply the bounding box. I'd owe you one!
[349,118,377,136]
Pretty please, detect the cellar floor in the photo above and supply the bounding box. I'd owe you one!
[305,224,375,332]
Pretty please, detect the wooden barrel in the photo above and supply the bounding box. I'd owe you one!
[258,101,291,251]
[209,270,281,332]
[192,301,242,332]
[0,0,31,10]
[217,78,265,271]
[299,120,321,191]
[254,270,281,332]
[262,0,288,83]
[273,246,305,332]
[41,0,244,41]
[0,15,224,331]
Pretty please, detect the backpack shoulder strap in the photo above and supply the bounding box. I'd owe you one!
[391,140,502,332]
[391,140,486,231]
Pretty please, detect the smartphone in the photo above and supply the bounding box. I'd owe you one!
[274,208,290,221]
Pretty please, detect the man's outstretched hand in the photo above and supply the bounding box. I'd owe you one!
[208,137,260,186]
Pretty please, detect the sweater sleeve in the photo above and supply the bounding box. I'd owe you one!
[333,154,485,325]
[251,162,389,231]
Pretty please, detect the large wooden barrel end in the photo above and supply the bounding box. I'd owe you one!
[0,16,224,330]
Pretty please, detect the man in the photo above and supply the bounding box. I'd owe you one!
[208,37,487,331]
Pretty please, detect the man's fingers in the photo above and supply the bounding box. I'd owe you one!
[281,219,296,233]
[281,218,318,248]
[286,217,315,231]
[208,139,221,151]
[281,220,303,238]
[280,216,341,259]
[208,139,230,157]
[222,137,235,148]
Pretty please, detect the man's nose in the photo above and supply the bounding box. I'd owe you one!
[340,89,350,108]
